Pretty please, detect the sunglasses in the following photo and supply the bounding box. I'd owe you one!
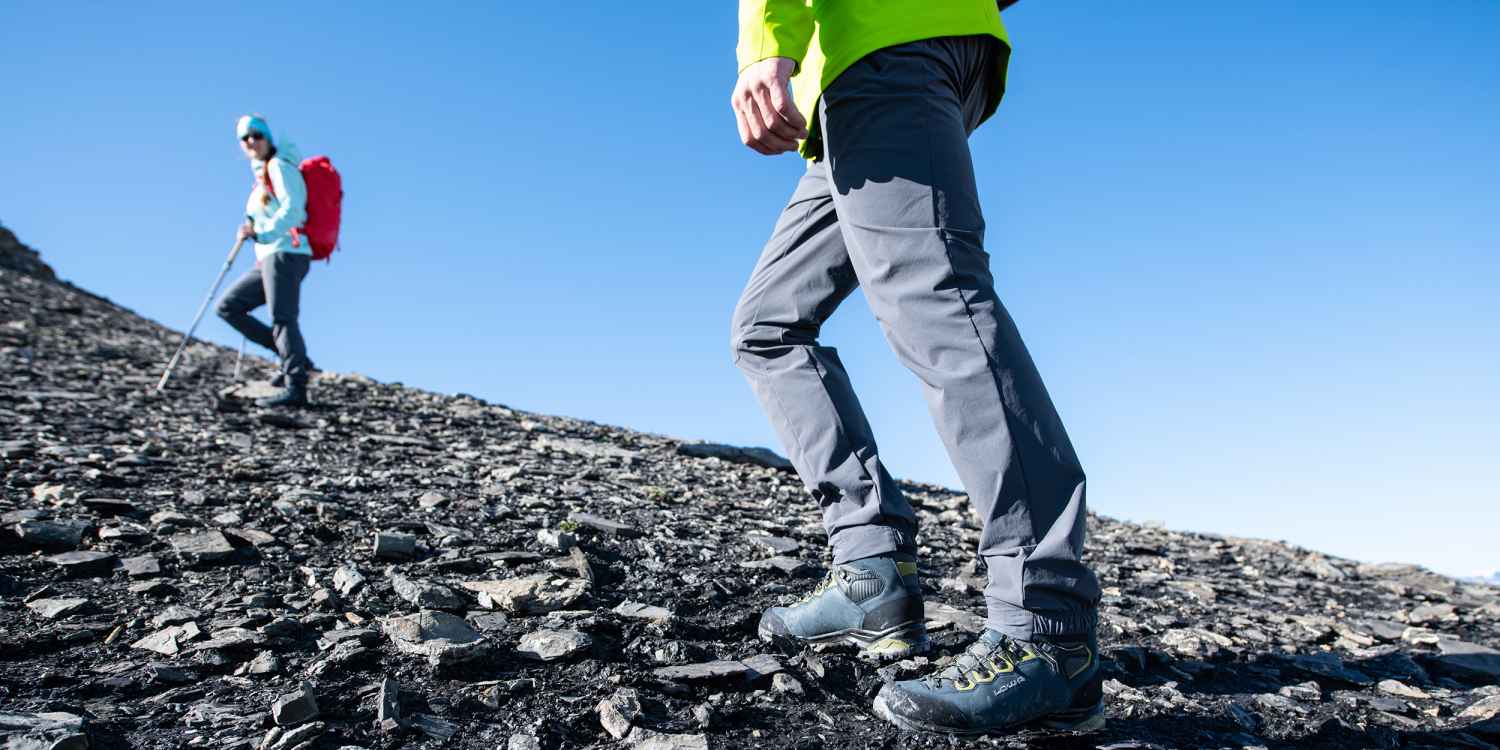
[240,132,265,143]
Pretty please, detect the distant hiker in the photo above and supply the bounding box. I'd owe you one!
[217,114,315,408]
[728,1,1103,736]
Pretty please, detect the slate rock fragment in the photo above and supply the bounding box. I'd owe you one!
[382,610,487,666]
[598,688,643,739]
[12,520,91,550]
[44,550,116,577]
[271,684,320,726]
[567,511,642,538]
[675,441,792,470]
[26,597,89,620]
[462,574,587,613]
[517,629,592,661]
[372,532,416,560]
[170,530,237,565]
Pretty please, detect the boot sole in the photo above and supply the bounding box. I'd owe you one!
[871,693,1106,735]
[758,621,931,661]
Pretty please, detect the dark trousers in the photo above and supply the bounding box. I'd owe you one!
[216,251,311,386]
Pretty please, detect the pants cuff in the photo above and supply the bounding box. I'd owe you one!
[828,524,916,565]
[985,605,1097,641]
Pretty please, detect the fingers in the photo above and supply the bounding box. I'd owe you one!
[746,97,799,154]
[730,61,808,156]
[764,82,808,139]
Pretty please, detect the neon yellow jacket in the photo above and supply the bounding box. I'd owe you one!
[737,1,1010,158]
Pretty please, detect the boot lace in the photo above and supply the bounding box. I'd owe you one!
[923,634,1042,689]
[794,568,840,606]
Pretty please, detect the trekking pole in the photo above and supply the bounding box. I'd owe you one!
[154,238,247,393]
[233,337,246,381]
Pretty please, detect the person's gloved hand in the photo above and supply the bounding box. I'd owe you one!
[731,57,808,155]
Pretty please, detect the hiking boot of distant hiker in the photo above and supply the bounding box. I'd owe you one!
[255,382,308,409]
[872,630,1104,735]
[758,556,928,659]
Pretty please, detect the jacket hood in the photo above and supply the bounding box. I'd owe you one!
[253,141,303,173]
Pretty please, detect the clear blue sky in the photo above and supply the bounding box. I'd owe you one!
[3,2,1496,577]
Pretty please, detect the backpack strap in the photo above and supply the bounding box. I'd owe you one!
[259,159,303,248]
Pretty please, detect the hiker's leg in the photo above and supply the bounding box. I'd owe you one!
[263,253,311,386]
[216,266,276,352]
[822,35,1098,639]
[731,163,918,564]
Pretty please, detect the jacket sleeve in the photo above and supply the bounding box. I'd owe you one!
[736,0,815,73]
[260,158,308,239]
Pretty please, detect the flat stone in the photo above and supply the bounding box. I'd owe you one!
[675,441,792,470]
[1360,619,1408,642]
[624,727,709,750]
[131,623,201,656]
[186,627,268,652]
[652,655,782,683]
[1435,640,1500,683]
[373,532,416,560]
[924,601,986,634]
[44,550,116,576]
[597,688,641,739]
[1408,603,1458,624]
[152,605,202,627]
[1161,628,1235,659]
[1459,694,1500,722]
[534,435,638,462]
[1377,679,1428,699]
[390,574,467,610]
[0,711,87,750]
[517,629,592,661]
[1279,681,1322,701]
[26,597,89,620]
[260,721,324,750]
[170,530,236,565]
[271,685,320,726]
[748,534,801,554]
[318,628,379,649]
[409,713,458,741]
[739,556,813,577]
[567,512,641,538]
[613,601,673,623]
[119,555,161,578]
[382,610,487,666]
[13,520,91,549]
[462,574,587,614]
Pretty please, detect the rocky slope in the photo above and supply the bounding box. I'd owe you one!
[2,227,1498,750]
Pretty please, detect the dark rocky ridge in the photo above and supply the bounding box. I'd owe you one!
[1,225,1498,750]
[0,224,56,282]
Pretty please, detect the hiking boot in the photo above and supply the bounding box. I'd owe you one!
[758,556,928,659]
[255,382,308,409]
[872,630,1104,735]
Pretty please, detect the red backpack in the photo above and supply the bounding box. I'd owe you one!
[262,155,343,261]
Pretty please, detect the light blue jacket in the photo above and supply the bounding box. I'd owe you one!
[245,142,310,261]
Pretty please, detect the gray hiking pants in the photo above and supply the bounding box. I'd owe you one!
[217,251,311,386]
[731,35,1099,640]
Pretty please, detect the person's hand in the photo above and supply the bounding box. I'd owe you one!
[236,222,256,243]
[731,57,808,155]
